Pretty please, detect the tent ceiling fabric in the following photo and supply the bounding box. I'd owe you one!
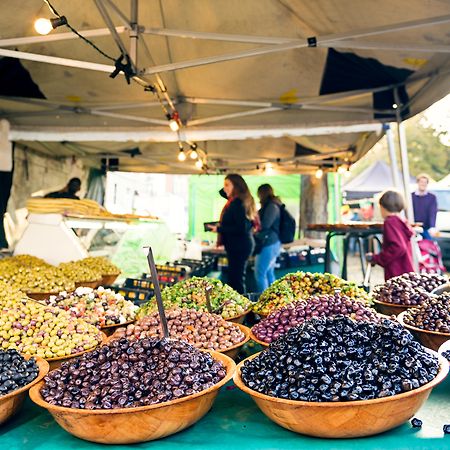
[0,0,449,174]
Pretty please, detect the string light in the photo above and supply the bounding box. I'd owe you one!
[195,159,203,169]
[34,16,67,35]
[345,166,352,178]
[177,143,186,162]
[265,163,274,175]
[189,143,198,159]
[337,166,346,175]
[315,168,324,179]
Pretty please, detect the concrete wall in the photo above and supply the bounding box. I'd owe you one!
[5,145,87,246]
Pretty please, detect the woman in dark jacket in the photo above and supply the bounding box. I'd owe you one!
[254,184,282,291]
[208,174,256,294]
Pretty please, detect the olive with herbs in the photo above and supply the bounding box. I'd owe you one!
[404,293,450,333]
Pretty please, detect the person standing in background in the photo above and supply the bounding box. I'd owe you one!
[45,177,81,200]
[254,184,282,292]
[412,174,438,240]
[207,174,256,294]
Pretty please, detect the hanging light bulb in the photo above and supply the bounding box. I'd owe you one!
[195,159,203,169]
[178,149,186,162]
[265,163,274,175]
[166,113,180,132]
[315,168,323,179]
[345,166,352,178]
[337,166,346,175]
[190,149,198,159]
[34,16,67,35]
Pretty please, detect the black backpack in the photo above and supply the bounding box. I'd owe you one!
[279,204,296,244]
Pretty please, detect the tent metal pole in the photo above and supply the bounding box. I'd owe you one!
[129,0,139,67]
[141,15,450,44]
[0,27,127,47]
[384,123,402,189]
[0,48,114,72]
[143,15,450,74]
[320,40,450,53]
[397,120,414,222]
[104,0,132,27]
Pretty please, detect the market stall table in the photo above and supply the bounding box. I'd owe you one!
[308,222,383,280]
[2,378,450,450]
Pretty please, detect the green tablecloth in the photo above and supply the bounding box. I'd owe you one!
[2,378,450,450]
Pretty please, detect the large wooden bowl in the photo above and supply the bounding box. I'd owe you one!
[45,332,107,371]
[101,273,120,286]
[0,356,49,425]
[233,351,448,438]
[74,279,102,289]
[100,320,136,337]
[249,328,269,347]
[373,299,414,316]
[225,309,250,324]
[219,323,250,359]
[29,350,235,444]
[397,311,450,351]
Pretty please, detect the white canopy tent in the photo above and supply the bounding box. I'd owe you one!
[0,0,449,187]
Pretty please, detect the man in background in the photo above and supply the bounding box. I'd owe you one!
[412,173,438,240]
[45,177,81,200]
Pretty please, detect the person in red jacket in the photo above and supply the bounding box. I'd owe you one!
[366,190,414,280]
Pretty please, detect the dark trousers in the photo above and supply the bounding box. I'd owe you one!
[225,237,254,294]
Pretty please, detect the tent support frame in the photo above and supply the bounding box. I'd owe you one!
[384,123,402,190]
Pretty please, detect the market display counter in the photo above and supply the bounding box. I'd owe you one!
[3,378,450,450]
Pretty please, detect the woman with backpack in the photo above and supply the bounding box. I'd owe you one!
[254,184,283,292]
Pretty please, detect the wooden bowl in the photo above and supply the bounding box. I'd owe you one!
[249,328,269,347]
[234,351,449,438]
[29,350,235,444]
[397,311,450,351]
[432,282,450,295]
[45,332,107,371]
[438,339,450,356]
[26,291,60,301]
[219,323,251,359]
[225,309,250,324]
[372,299,414,316]
[100,320,136,337]
[75,279,102,289]
[101,273,120,286]
[0,356,49,425]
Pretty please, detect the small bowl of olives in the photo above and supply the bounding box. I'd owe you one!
[0,352,49,425]
[29,339,235,444]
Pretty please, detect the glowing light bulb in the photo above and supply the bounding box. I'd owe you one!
[34,18,53,35]
[169,119,179,132]
[392,103,398,109]
[177,150,186,162]
[190,149,198,159]
[337,166,346,175]
[315,168,323,179]
[265,163,274,175]
[195,159,203,169]
[345,167,351,178]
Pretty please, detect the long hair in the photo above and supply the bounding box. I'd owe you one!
[225,174,257,220]
[257,184,281,207]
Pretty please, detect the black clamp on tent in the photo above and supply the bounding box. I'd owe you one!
[110,54,135,84]
[307,36,317,47]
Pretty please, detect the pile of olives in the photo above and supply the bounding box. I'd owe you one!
[373,273,447,306]
[253,272,370,316]
[0,349,39,396]
[44,287,138,328]
[41,338,227,409]
[58,262,102,284]
[252,293,379,344]
[0,296,103,359]
[241,316,439,402]
[137,277,252,320]
[112,308,245,351]
[78,257,120,276]
[404,293,450,333]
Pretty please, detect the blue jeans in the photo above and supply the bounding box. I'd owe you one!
[254,241,281,292]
